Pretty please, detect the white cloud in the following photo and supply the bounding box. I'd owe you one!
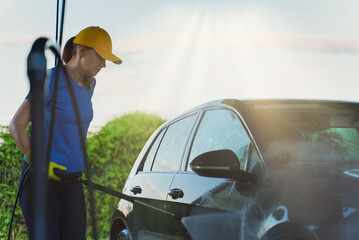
[267,35,359,54]
[114,33,177,53]
[115,32,359,55]
[0,30,53,46]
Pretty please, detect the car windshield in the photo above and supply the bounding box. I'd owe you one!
[248,101,359,163]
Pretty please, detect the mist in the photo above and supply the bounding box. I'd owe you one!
[181,140,359,239]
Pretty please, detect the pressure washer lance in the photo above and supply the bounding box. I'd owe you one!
[53,168,182,220]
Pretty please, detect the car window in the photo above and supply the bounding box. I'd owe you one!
[249,102,359,163]
[152,114,197,172]
[312,128,359,162]
[142,129,166,172]
[187,109,251,171]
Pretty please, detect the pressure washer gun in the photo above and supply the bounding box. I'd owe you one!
[53,168,182,220]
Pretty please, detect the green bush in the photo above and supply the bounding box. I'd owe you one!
[85,111,165,239]
[0,112,165,239]
[0,126,28,239]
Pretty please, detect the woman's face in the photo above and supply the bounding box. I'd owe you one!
[81,47,106,77]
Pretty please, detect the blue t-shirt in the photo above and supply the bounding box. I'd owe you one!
[26,67,96,172]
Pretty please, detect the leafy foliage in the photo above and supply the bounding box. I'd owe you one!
[0,112,165,239]
[85,111,165,238]
[0,126,28,239]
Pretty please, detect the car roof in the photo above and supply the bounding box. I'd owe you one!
[164,98,359,128]
[240,98,359,105]
[176,98,359,115]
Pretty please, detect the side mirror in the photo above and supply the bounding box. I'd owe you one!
[190,149,253,182]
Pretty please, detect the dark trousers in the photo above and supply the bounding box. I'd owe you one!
[19,161,87,240]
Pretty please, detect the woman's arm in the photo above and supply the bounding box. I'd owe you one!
[9,99,31,155]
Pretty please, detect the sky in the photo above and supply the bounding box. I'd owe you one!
[1,0,359,132]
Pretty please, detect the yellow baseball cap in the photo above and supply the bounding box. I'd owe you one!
[73,26,122,64]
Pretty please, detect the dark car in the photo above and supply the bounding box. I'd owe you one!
[110,99,359,240]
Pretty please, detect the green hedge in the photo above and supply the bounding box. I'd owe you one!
[0,126,28,239]
[0,112,165,239]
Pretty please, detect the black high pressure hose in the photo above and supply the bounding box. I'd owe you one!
[7,166,31,240]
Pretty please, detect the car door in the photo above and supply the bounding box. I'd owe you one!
[128,113,198,240]
[165,108,254,240]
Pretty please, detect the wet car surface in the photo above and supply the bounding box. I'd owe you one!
[110,99,359,240]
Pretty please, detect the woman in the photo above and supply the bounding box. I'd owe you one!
[9,26,121,239]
